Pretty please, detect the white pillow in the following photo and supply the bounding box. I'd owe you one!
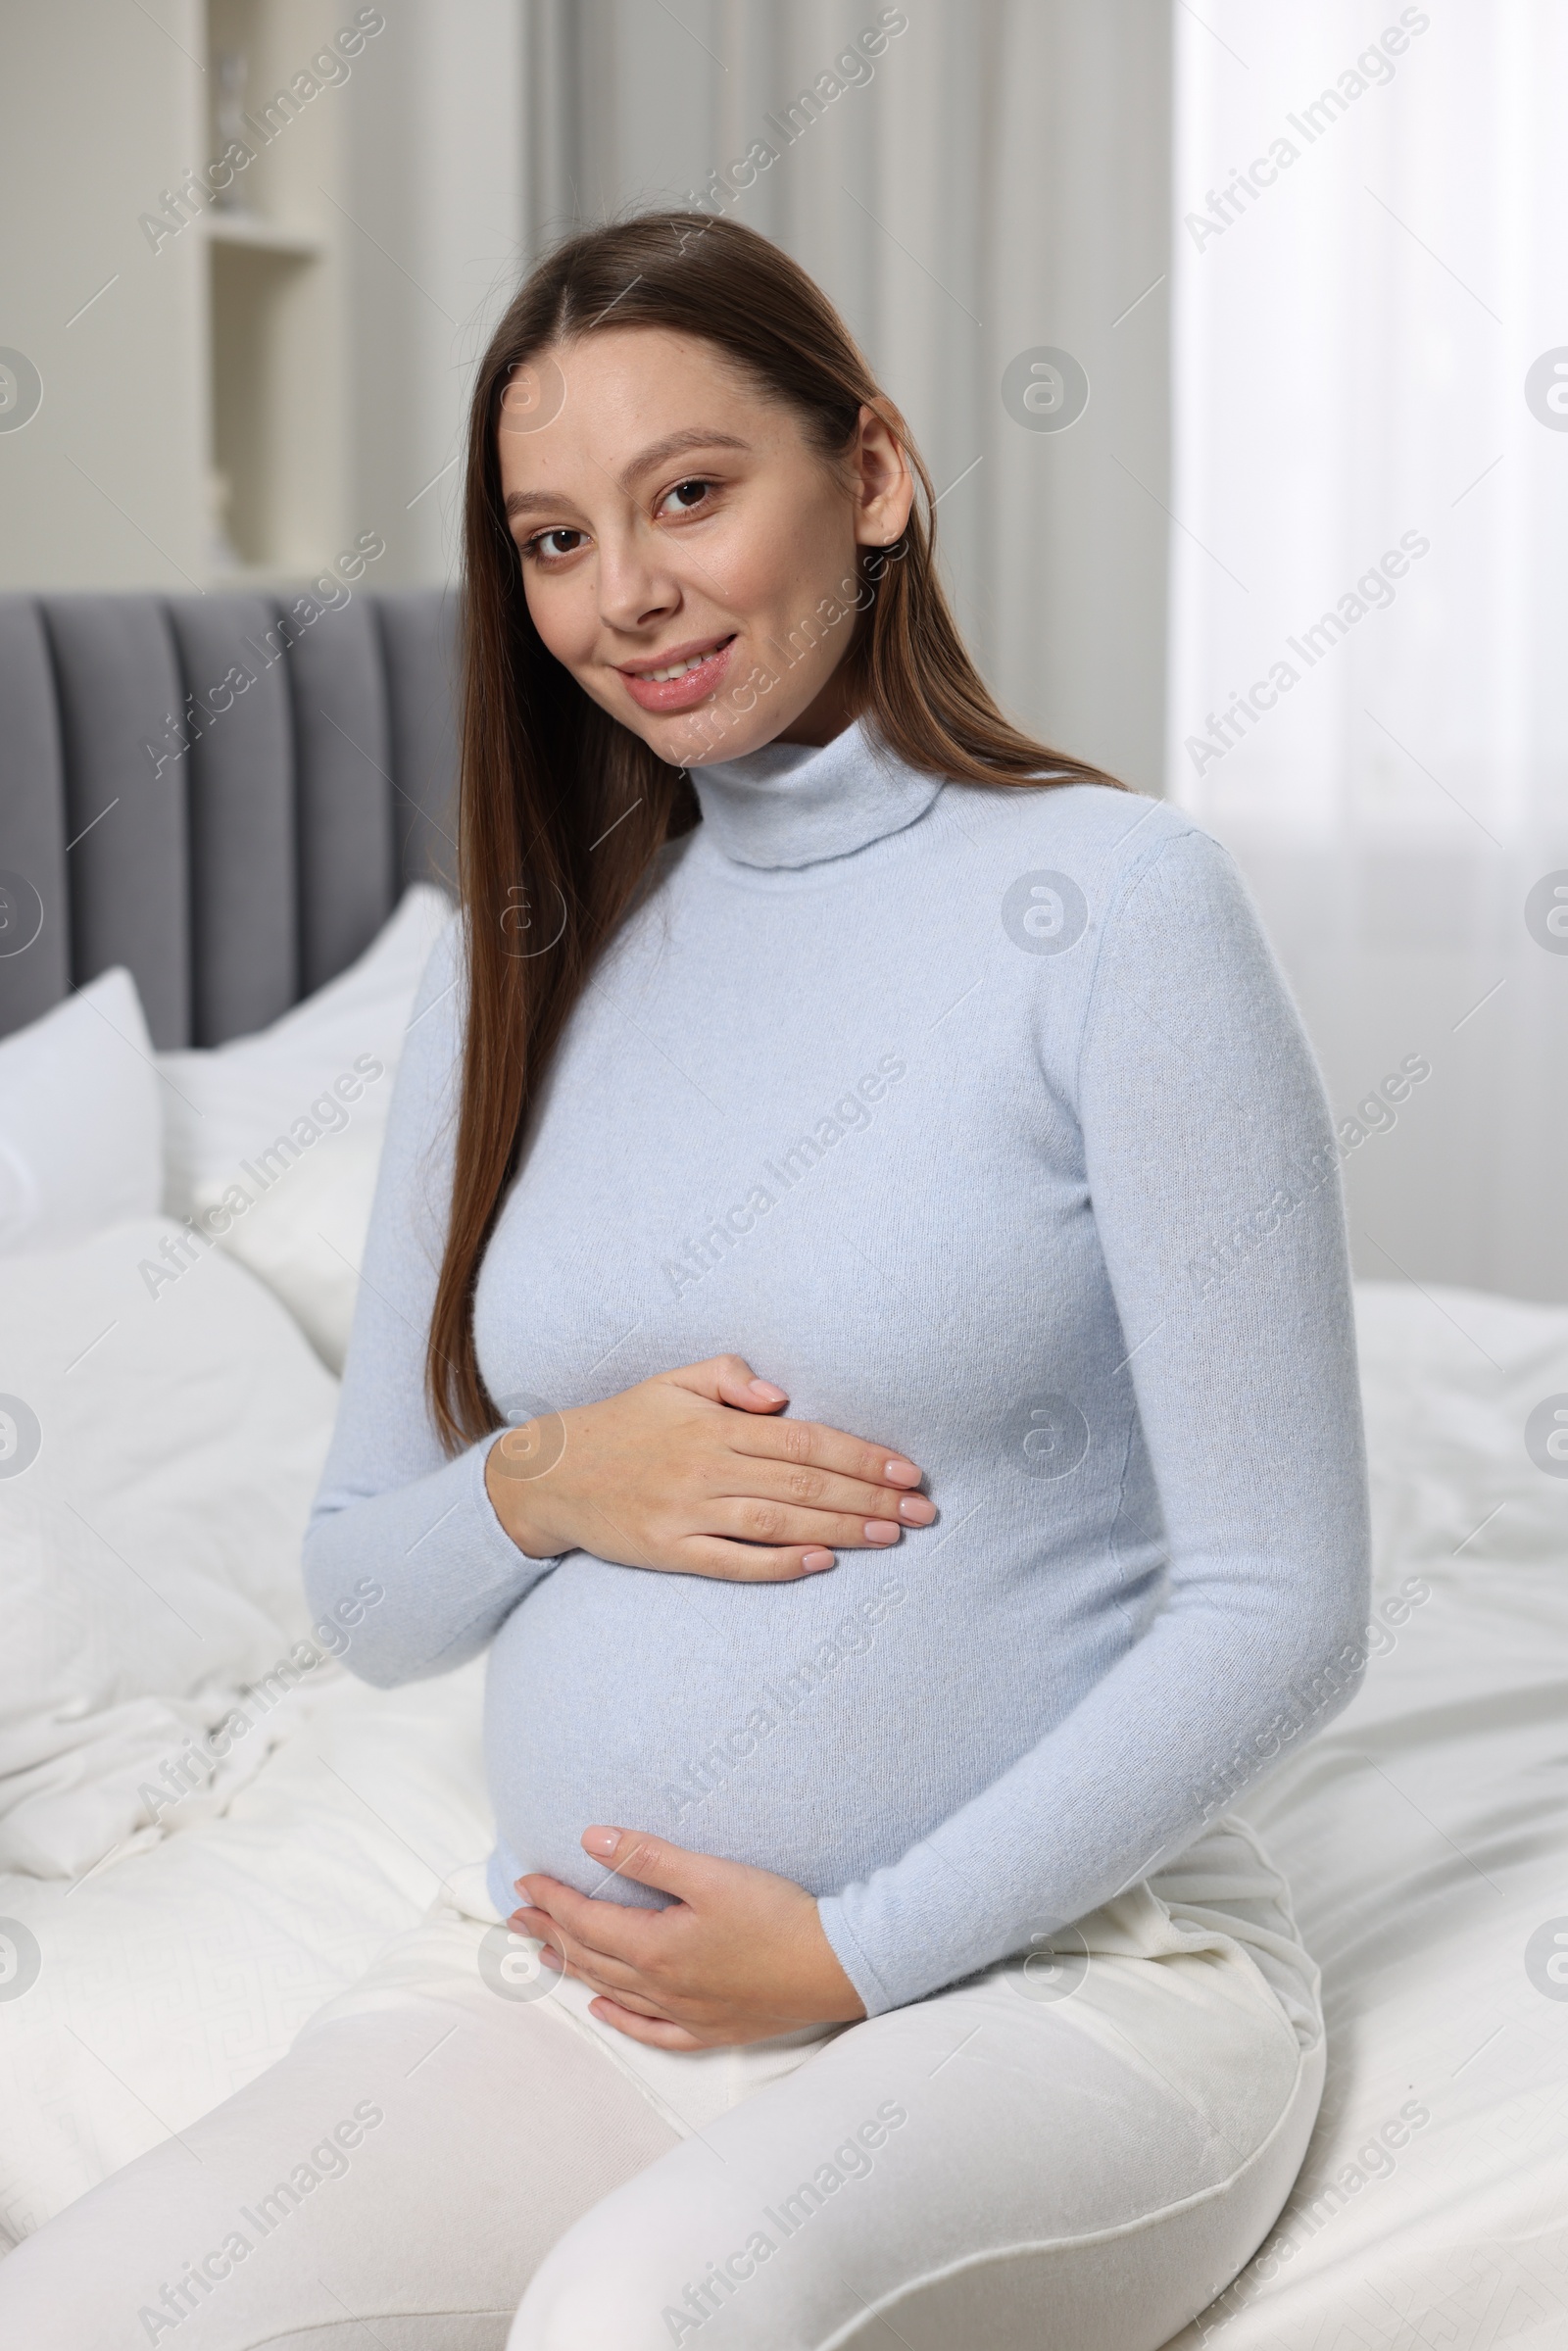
[0,1217,347,1881]
[0,968,163,1256]
[157,884,454,1370]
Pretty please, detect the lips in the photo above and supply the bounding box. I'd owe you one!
[616,634,738,714]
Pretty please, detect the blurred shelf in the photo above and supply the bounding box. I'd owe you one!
[202,212,324,260]
[203,0,348,578]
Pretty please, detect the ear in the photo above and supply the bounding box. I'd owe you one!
[853,402,915,550]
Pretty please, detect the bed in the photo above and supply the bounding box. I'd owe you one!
[2,592,1565,2344]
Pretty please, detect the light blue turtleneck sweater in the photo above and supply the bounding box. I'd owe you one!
[304,715,1370,2018]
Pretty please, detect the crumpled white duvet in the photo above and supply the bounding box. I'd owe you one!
[0,1224,339,1884]
[1,1279,1565,2347]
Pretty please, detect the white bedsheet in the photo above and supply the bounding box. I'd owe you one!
[1,1280,1565,2344]
[1171,1280,1568,2348]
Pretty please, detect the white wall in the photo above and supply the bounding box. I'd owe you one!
[0,0,209,590]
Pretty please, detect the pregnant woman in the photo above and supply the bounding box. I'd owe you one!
[0,212,1369,2349]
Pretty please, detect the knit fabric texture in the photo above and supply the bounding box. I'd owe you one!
[304,714,1371,2017]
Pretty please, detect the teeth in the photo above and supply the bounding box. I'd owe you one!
[634,646,723,683]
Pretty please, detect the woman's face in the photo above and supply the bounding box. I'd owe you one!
[496,325,912,766]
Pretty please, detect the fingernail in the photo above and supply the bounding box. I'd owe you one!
[864,1519,901,1543]
[899,1495,936,1524]
[750,1379,787,1401]
[883,1458,921,1486]
[802,1548,836,1572]
[582,1828,618,1856]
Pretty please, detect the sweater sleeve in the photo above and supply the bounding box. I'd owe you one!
[815,825,1372,2015]
[302,915,559,1688]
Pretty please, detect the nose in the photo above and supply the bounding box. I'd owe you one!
[594,523,681,640]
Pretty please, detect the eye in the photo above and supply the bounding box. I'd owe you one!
[523,527,587,564]
[660,476,715,516]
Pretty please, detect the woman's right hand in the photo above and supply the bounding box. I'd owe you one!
[482,1355,935,1582]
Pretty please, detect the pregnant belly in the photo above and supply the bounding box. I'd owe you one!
[482,1548,1035,1907]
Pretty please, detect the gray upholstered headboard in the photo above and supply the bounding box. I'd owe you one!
[0,588,459,1050]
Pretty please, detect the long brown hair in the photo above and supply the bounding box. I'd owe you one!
[428,207,1125,1452]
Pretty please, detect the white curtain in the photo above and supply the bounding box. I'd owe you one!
[519,0,1173,794]
[1168,0,1568,1302]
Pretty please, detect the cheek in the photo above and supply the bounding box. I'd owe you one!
[712,470,847,609]
[522,567,597,669]
[715,524,838,641]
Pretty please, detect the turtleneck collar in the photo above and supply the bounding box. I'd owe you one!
[688,713,944,870]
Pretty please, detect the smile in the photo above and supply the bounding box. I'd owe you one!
[633,648,725,681]
[616,635,738,712]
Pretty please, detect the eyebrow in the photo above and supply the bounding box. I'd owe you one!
[501,428,754,521]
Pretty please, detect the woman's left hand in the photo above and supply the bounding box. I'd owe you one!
[509,1829,867,2048]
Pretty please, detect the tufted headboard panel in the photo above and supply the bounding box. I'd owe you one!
[0,587,459,1049]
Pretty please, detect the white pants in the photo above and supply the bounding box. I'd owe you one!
[0,1818,1325,2350]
